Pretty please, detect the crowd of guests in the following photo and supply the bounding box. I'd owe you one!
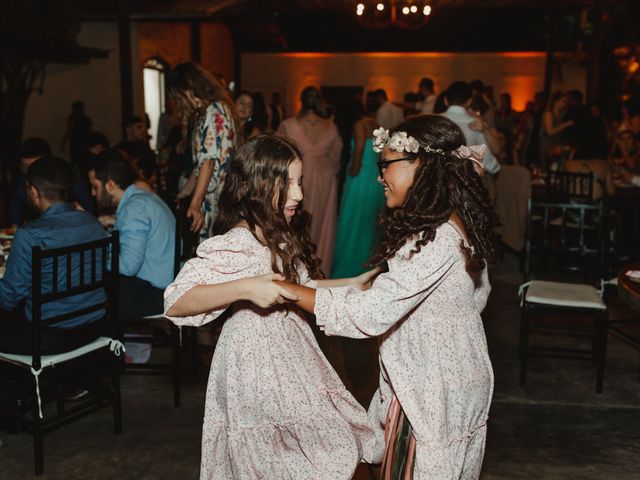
[2,58,640,477]
[4,68,640,323]
[3,64,640,342]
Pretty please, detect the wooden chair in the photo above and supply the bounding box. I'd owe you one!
[546,170,595,204]
[121,199,198,406]
[0,232,123,475]
[519,200,608,393]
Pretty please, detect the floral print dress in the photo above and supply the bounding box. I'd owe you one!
[192,101,236,241]
[164,228,376,480]
[314,222,494,479]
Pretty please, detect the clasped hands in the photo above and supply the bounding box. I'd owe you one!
[243,267,382,309]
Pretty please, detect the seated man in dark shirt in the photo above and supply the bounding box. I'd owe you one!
[0,157,108,355]
[9,138,94,226]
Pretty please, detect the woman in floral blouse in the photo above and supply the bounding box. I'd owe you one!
[168,62,237,241]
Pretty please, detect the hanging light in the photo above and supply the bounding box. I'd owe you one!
[355,1,432,28]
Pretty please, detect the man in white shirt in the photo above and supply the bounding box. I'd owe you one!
[441,81,501,175]
[417,78,436,115]
[375,89,404,129]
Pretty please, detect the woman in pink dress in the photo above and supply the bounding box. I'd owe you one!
[164,135,376,479]
[278,86,342,275]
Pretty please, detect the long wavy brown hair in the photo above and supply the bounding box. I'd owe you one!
[166,62,235,139]
[370,115,499,283]
[212,135,323,282]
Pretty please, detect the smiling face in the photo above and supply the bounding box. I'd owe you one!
[281,158,303,222]
[377,147,420,208]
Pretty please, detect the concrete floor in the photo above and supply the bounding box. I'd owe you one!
[1,253,639,479]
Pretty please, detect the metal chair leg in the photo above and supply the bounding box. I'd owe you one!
[191,327,199,376]
[596,312,608,394]
[113,355,123,434]
[172,325,181,407]
[33,386,44,475]
[519,306,529,386]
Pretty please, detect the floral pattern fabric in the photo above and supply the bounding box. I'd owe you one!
[191,101,237,242]
[315,222,494,479]
[164,228,376,480]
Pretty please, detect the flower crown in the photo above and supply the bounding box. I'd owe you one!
[373,127,487,173]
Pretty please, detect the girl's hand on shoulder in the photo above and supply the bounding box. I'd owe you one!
[352,267,383,291]
[241,274,299,308]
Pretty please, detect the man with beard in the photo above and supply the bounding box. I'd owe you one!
[0,157,108,354]
[9,138,94,226]
[88,150,175,320]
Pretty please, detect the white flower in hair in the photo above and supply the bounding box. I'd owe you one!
[388,131,408,152]
[372,128,421,154]
[372,127,389,152]
[452,144,487,175]
[405,136,420,153]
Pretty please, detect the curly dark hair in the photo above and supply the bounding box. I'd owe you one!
[369,115,499,284]
[212,135,323,283]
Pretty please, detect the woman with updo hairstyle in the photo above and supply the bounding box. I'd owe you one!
[278,86,342,275]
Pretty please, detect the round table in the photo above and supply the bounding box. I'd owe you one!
[618,262,640,312]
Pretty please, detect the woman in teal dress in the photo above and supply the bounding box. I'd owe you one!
[332,105,385,278]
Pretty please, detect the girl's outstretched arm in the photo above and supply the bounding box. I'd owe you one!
[274,282,317,313]
[166,274,298,319]
[275,268,382,313]
[316,268,382,289]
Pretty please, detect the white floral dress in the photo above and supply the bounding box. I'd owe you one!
[164,228,376,480]
[191,102,237,242]
[314,222,494,479]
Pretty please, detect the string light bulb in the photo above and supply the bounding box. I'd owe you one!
[356,2,432,27]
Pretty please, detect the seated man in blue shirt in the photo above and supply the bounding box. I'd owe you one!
[9,138,94,226]
[0,157,108,355]
[88,151,175,320]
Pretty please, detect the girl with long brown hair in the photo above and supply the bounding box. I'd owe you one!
[167,62,237,241]
[164,135,376,479]
[276,115,499,479]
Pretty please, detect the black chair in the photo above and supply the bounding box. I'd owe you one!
[0,232,123,475]
[121,199,198,406]
[546,170,595,203]
[519,200,608,393]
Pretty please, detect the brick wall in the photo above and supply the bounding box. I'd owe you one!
[138,22,234,80]
[201,23,235,81]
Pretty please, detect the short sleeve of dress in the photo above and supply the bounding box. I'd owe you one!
[192,102,236,173]
[163,230,255,326]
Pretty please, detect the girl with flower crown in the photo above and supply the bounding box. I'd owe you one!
[164,135,376,480]
[275,115,499,479]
